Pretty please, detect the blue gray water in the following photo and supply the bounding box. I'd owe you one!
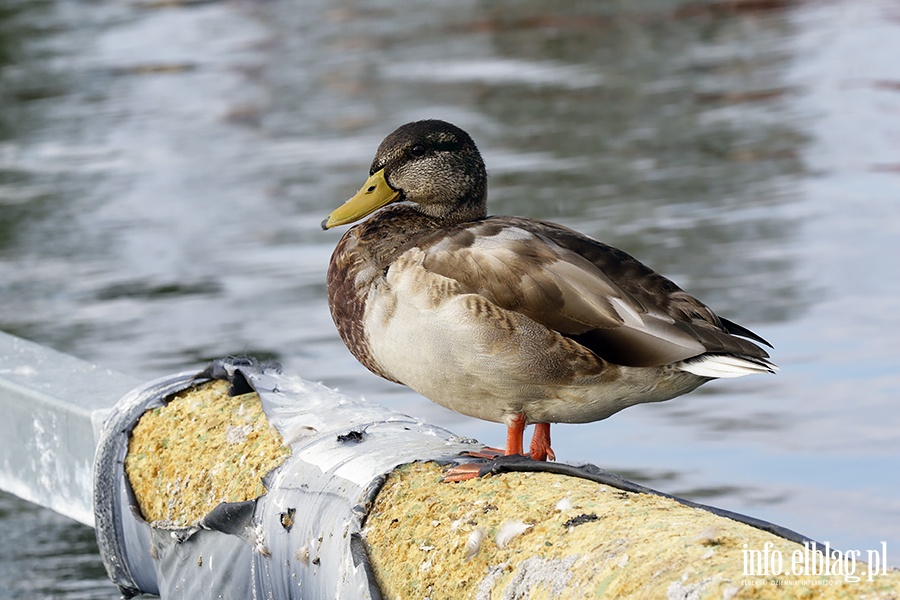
[1,0,898,596]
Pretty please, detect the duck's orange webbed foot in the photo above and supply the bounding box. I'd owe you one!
[460,447,506,460]
[441,446,506,481]
[443,415,557,482]
[443,413,529,482]
[442,462,483,482]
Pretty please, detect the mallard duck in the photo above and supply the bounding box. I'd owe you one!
[322,120,775,476]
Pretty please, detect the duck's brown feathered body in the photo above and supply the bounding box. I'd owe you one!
[323,120,775,460]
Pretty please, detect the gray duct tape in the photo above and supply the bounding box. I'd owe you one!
[93,358,480,599]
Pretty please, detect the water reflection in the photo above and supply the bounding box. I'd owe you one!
[1,0,899,594]
[0,1,58,255]
[457,2,807,323]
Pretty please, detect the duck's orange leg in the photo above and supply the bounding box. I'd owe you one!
[505,413,526,456]
[444,413,530,482]
[529,422,556,461]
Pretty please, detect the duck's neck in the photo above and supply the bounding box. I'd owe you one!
[416,195,487,226]
[371,202,483,244]
[339,204,466,281]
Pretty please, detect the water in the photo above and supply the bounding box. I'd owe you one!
[1,0,899,596]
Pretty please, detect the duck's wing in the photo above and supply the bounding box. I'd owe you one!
[419,217,771,368]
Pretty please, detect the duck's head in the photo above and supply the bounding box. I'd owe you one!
[321,120,488,230]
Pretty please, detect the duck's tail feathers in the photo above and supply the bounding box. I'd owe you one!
[719,317,774,349]
[678,354,779,378]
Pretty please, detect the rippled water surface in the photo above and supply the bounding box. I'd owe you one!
[1,0,899,595]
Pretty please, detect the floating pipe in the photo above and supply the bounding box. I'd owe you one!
[92,357,900,599]
[2,331,895,598]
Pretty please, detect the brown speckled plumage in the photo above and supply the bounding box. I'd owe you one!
[323,120,775,462]
[326,207,444,382]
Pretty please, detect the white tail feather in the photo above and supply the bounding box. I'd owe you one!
[678,355,778,378]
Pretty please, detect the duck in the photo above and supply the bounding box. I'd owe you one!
[322,119,776,478]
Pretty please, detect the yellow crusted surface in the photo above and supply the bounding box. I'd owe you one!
[124,379,291,527]
[364,462,899,600]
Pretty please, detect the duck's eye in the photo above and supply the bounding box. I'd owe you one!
[409,144,427,158]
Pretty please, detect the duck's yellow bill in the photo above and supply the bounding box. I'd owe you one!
[321,169,400,230]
